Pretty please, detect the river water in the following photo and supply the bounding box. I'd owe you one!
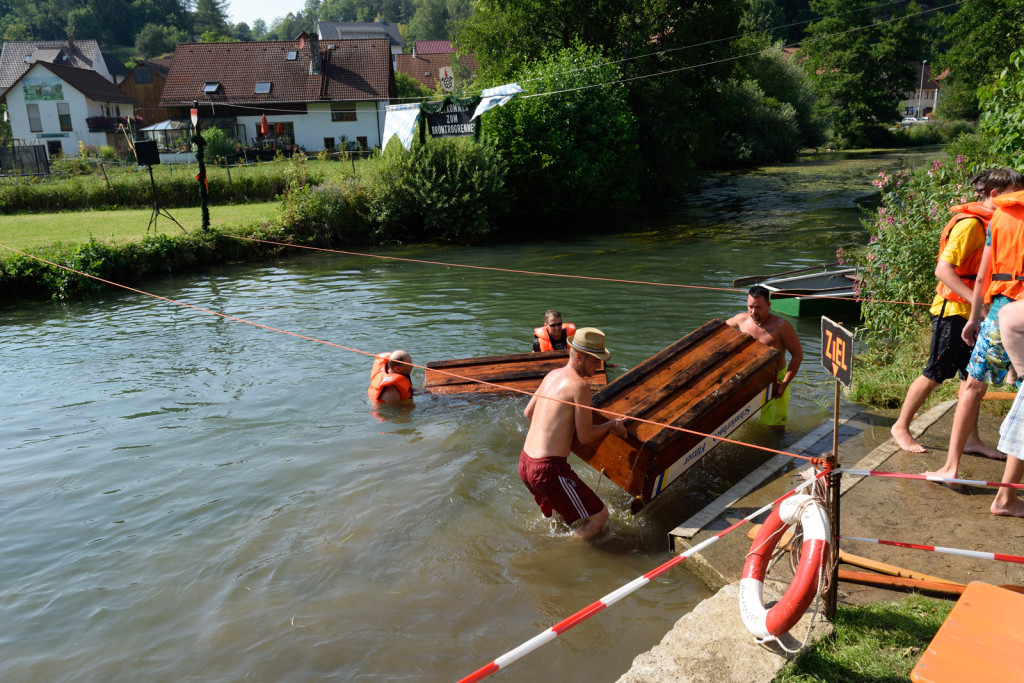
[0,150,936,681]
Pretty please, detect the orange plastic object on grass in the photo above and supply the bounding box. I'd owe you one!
[911,581,1024,682]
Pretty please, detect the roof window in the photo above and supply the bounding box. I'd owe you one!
[287,50,297,60]
[203,81,221,94]
[255,82,272,94]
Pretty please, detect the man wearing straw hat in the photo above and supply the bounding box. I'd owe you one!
[519,327,627,540]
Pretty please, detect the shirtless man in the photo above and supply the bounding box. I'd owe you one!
[726,286,804,429]
[519,327,628,540]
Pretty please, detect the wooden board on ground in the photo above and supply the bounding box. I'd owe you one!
[572,319,779,513]
[911,581,1024,682]
[423,350,606,395]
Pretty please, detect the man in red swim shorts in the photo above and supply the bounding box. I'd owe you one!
[519,327,627,540]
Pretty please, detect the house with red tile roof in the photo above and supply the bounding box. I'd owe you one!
[1,60,140,158]
[159,34,395,152]
[396,51,479,91]
[414,40,454,55]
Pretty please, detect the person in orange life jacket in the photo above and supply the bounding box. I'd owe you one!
[975,182,1024,517]
[890,170,1012,454]
[532,309,577,352]
[368,350,414,404]
[926,168,1024,484]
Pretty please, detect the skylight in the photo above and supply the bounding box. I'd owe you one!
[287,50,297,60]
[203,81,220,94]
[255,82,272,94]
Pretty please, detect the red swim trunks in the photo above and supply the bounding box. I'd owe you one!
[518,450,604,525]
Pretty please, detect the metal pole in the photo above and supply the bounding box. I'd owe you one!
[917,60,927,118]
[826,378,841,619]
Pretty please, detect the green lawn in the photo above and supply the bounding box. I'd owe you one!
[0,201,281,252]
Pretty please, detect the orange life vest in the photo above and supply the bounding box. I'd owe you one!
[368,352,413,402]
[986,190,1024,304]
[934,202,992,304]
[533,322,577,352]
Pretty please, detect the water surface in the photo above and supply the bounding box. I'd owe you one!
[0,149,939,681]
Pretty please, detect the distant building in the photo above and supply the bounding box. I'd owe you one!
[0,60,140,158]
[396,51,479,92]
[318,21,403,70]
[0,38,117,92]
[159,34,395,152]
[120,59,173,127]
[900,62,942,119]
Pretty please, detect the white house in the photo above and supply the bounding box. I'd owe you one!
[1,61,140,158]
[159,34,395,153]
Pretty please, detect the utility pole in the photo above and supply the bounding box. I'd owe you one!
[917,60,927,119]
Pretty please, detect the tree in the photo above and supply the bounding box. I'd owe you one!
[931,0,1024,120]
[394,71,434,99]
[481,42,640,224]
[978,47,1024,169]
[135,22,179,57]
[800,0,922,147]
[194,0,229,35]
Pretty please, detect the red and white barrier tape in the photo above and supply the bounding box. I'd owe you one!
[838,468,1024,490]
[840,536,1024,565]
[457,470,829,683]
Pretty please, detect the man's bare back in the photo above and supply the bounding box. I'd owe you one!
[523,351,626,459]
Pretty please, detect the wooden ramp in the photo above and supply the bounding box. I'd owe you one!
[423,350,606,396]
[572,320,779,513]
[911,581,1024,682]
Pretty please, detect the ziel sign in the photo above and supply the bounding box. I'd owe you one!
[426,101,475,138]
[820,316,853,387]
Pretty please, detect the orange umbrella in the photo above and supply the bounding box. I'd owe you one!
[260,113,269,135]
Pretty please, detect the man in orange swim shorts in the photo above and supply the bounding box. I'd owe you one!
[519,328,627,540]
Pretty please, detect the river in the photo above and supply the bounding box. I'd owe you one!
[0,149,937,681]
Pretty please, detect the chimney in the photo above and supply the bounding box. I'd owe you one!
[412,44,416,58]
[309,34,321,74]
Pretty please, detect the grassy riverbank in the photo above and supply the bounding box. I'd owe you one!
[776,595,953,681]
[0,202,281,251]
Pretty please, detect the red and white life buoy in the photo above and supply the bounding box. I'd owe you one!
[738,494,831,640]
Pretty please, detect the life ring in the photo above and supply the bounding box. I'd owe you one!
[738,494,831,640]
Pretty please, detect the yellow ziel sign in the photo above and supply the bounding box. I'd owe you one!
[821,316,853,387]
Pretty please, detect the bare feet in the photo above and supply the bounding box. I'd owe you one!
[991,498,1024,517]
[962,441,1007,460]
[891,424,926,453]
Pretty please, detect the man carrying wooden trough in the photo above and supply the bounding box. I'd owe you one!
[519,328,627,540]
[727,286,804,430]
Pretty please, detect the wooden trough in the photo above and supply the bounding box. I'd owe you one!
[572,319,780,513]
[423,350,607,395]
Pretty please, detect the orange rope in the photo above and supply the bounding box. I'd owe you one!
[223,235,931,307]
[1,243,818,463]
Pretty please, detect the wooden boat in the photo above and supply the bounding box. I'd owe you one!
[572,320,780,513]
[423,350,606,395]
[761,267,860,317]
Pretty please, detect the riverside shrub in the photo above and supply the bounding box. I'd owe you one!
[365,137,509,243]
[854,155,975,346]
[480,42,639,224]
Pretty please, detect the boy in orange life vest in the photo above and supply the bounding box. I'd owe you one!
[368,350,414,404]
[927,168,1024,483]
[890,170,1012,454]
[532,309,576,352]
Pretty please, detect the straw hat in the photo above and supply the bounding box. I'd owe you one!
[568,327,611,361]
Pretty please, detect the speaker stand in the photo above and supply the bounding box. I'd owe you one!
[146,165,186,234]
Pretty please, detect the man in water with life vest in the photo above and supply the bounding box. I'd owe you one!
[891,169,1016,454]
[532,309,576,352]
[519,328,627,540]
[727,285,803,430]
[368,350,414,404]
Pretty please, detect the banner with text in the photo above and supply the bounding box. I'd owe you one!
[426,101,475,138]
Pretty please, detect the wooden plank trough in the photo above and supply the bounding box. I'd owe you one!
[572,319,780,513]
[423,350,607,396]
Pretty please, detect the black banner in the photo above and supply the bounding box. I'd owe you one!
[426,101,475,138]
